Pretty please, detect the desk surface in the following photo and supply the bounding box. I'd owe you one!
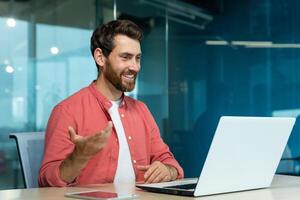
[1,175,300,200]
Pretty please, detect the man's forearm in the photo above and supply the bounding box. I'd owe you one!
[59,151,90,183]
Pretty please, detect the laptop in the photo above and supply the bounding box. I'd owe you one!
[136,116,295,197]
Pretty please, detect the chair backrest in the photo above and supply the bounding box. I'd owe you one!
[9,132,45,188]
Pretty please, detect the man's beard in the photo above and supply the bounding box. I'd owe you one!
[103,61,137,92]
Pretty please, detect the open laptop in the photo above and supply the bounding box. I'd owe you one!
[136,116,295,197]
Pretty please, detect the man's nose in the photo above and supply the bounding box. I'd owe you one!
[129,59,140,71]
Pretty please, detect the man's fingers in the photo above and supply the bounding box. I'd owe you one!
[144,163,159,180]
[101,121,113,138]
[162,174,171,182]
[67,122,114,158]
[86,121,113,149]
[104,121,113,132]
[146,168,162,183]
[143,162,173,183]
[88,121,113,140]
[152,172,166,183]
[68,126,77,142]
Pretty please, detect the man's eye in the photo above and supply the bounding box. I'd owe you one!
[121,55,130,59]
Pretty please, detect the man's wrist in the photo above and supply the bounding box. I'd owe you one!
[59,151,90,183]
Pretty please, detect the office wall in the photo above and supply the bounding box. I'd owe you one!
[166,0,300,177]
[1,0,300,188]
[0,0,97,189]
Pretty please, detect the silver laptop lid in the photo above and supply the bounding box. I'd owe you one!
[194,116,295,196]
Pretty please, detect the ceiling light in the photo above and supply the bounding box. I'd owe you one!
[205,40,229,45]
[246,43,300,48]
[50,46,59,55]
[6,18,16,28]
[231,41,273,47]
[5,65,14,73]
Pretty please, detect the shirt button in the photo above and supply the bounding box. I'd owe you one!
[128,136,132,140]
[133,160,137,164]
[121,114,125,118]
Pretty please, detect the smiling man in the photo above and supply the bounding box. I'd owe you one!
[38,19,184,187]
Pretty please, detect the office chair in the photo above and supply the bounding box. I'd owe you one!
[9,132,45,188]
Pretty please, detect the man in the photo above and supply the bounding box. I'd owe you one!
[38,19,184,187]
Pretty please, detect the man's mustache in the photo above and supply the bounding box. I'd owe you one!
[121,70,138,78]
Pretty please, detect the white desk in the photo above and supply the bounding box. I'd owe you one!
[1,175,300,200]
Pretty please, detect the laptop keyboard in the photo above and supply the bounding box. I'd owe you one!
[164,183,197,190]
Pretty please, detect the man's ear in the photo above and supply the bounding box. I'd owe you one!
[93,48,106,68]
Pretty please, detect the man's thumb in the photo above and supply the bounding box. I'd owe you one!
[68,126,77,142]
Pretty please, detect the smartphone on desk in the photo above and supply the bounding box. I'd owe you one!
[65,190,139,200]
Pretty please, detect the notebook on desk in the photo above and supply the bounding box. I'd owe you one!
[136,116,296,197]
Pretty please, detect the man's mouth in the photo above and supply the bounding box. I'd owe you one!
[122,74,136,82]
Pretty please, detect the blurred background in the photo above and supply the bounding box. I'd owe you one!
[1,0,300,189]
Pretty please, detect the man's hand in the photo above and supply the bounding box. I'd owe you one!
[68,121,113,160]
[136,161,178,183]
[60,121,113,183]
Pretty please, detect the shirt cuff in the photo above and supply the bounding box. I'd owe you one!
[43,161,79,187]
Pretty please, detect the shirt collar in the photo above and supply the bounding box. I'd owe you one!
[88,81,127,110]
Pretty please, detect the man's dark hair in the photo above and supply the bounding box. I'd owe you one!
[90,19,143,75]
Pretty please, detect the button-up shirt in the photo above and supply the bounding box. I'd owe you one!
[38,82,184,187]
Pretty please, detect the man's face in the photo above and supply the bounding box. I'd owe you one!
[102,35,141,92]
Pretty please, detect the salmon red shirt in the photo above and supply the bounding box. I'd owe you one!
[38,82,184,187]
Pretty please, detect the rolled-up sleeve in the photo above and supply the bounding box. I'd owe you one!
[38,105,77,187]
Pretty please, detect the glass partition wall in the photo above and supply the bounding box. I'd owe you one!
[0,0,97,188]
[2,0,300,189]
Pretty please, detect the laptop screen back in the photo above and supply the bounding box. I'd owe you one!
[194,116,295,196]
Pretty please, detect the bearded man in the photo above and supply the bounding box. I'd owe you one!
[38,19,183,187]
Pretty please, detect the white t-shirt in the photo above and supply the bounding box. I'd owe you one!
[108,99,136,183]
